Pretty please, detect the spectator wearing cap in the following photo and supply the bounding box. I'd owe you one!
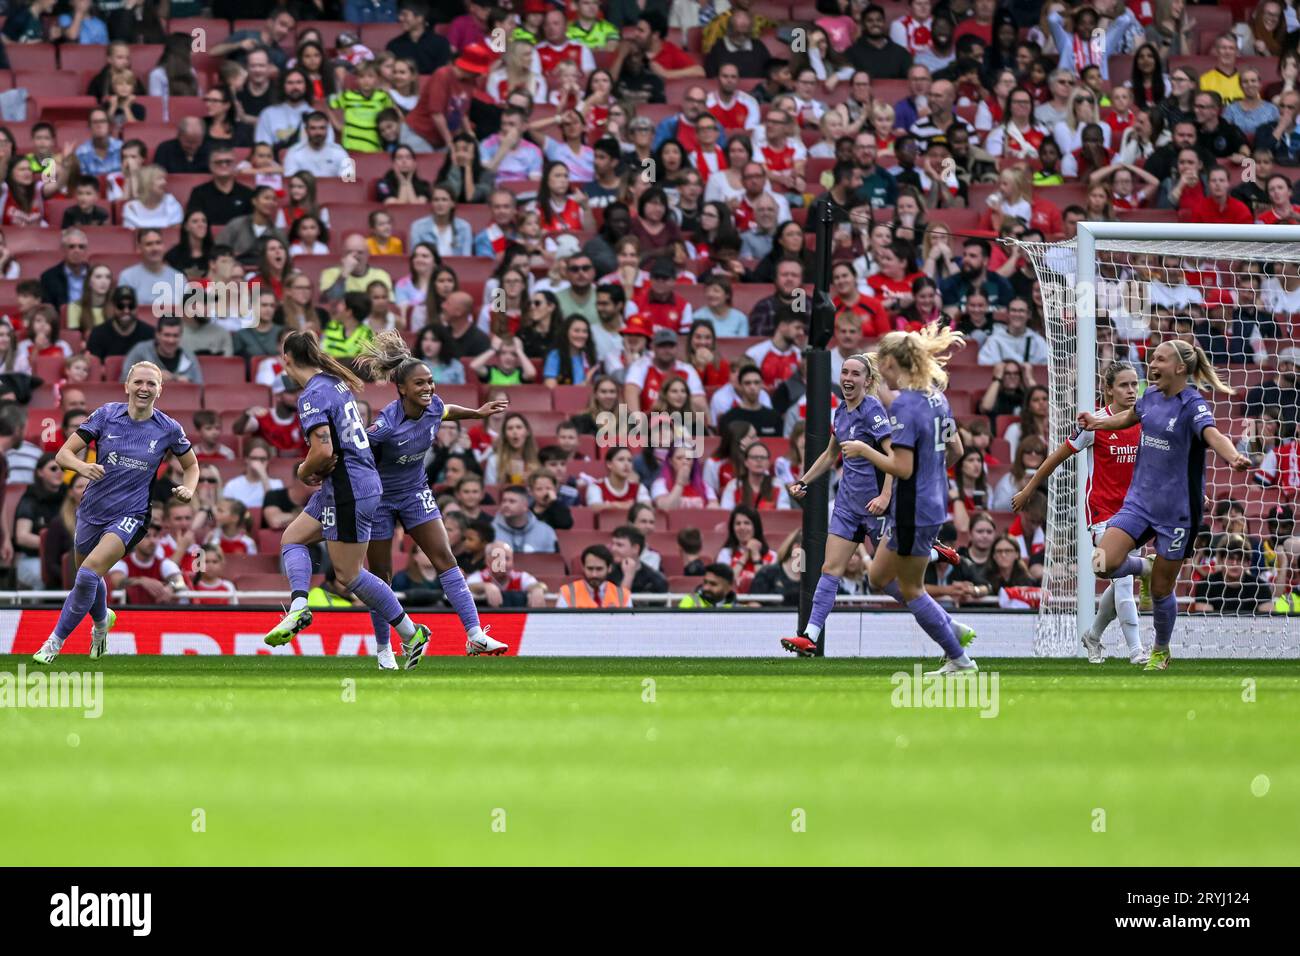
[556,545,632,608]
[604,314,652,380]
[407,41,491,150]
[211,7,297,71]
[86,287,154,361]
[847,5,912,79]
[234,376,306,456]
[481,107,545,183]
[705,9,772,79]
[624,327,707,415]
[633,258,693,334]
[386,0,451,74]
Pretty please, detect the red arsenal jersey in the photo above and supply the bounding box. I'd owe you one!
[1068,404,1141,525]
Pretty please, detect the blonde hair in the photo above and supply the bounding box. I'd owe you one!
[874,322,965,391]
[354,329,425,386]
[1166,339,1236,395]
[124,360,163,384]
[133,164,166,203]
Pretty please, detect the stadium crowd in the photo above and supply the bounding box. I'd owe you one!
[0,0,1299,613]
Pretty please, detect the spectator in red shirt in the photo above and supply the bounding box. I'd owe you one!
[831,260,890,337]
[1257,173,1300,224]
[623,11,705,80]
[406,42,492,149]
[232,374,306,454]
[1181,166,1252,224]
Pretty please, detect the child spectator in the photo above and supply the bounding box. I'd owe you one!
[209,498,257,555]
[62,177,110,228]
[328,61,396,153]
[192,409,237,461]
[190,544,238,605]
[366,208,403,257]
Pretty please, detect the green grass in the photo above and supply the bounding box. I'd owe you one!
[2,656,1298,865]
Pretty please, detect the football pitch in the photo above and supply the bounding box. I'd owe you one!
[2,656,1298,866]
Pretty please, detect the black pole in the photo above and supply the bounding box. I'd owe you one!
[798,200,836,655]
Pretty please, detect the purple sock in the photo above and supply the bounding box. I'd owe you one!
[371,609,392,648]
[1106,555,1147,579]
[907,594,964,658]
[55,567,100,640]
[91,574,107,625]
[281,543,312,600]
[885,578,955,630]
[348,570,405,625]
[439,567,481,634]
[1153,593,1177,648]
[809,572,839,631]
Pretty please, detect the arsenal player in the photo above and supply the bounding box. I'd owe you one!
[1012,361,1147,664]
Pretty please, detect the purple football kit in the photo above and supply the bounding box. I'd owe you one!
[885,388,954,557]
[368,394,445,540]
[828,395,894,544]
[74,402,192,555]
[297,372,383,543]
[1107,385,1213,560]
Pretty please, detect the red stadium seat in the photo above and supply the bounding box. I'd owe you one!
[197,356,250,385]
[223,553,282,576]
[494,385,553,411]
[359,22,406,50]
[234,573,290,593]
[205,384,270,410]
[9,44,58,72]
[514,553,569,579]
[15,72,83,97]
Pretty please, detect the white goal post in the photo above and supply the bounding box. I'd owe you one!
[1018,222,1300,658]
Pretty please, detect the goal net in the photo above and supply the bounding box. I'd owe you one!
[1015,223,1300,658]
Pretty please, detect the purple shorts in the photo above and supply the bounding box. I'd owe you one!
[74,510,150,558]
[883,518,943,557]
[304,490,378,544]
[1105,505,1194,560]
[372,490,442,540]
[829,503,882,545]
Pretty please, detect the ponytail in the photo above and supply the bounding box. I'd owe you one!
[1169,340,1235,395]
[875,321,965,391]
[282,329,366,394]
[354,329,426,385]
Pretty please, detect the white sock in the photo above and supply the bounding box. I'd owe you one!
[954,653,971,666]
[1092,582,1119,639]
[1113,575,1141,653]
[805,622,822,641]
[928,548,939,562]
[394,615,417,639]
[290,596,308,613]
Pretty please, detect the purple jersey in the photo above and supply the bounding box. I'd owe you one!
[368,395,445,497]
[1125,385,1214,527]
[297,373,382,503]
[834,395,894,508]
[889,388,953,528]
[76,402,191,522]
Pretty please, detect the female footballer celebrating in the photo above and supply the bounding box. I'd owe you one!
[1013,361,1147,664]
[780,351,970,657]
[265,331,433,662]
[1079,340,1249,671]
[355,331,510,669]
[866,325,978,675]
[34,361,199,664]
